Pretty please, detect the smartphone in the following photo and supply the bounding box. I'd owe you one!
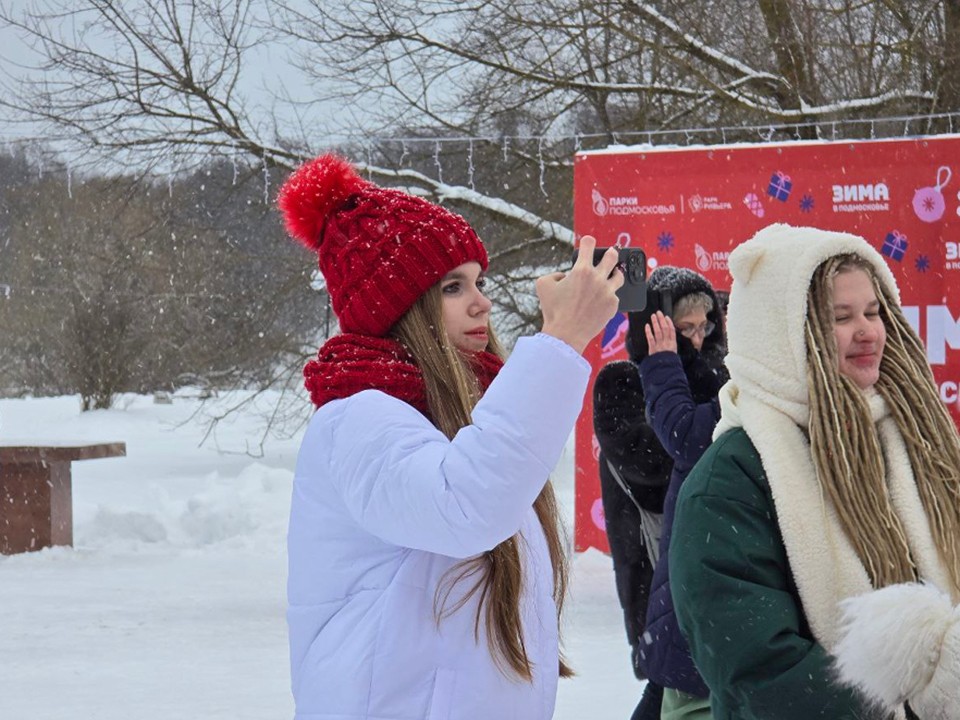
[645,288,673,318]
[570,246,648,313]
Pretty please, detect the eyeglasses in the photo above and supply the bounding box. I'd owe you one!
[676,321,715,339]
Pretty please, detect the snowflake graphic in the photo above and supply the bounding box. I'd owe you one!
[916,254,931,273]
[799,195,814,212]
[923,196,936,213]
[657,231,674,252]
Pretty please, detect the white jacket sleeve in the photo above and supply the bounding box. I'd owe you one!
[329,333,589,558]
[834,582,960,720]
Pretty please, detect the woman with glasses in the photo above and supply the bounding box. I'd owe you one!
[632,265,729,720]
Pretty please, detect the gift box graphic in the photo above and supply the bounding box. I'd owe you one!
[767,171,792,201]
[743,192,765,217]
[881,231,908,261]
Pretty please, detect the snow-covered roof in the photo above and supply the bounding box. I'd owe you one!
[576,132,960,157]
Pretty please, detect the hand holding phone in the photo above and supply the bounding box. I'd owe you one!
[537,235,623,353]
[570,246,648,313]
[644,311,678,355]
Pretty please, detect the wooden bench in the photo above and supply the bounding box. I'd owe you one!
[0,443,126,554]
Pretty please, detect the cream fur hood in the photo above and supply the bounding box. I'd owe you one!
[719,222,898,428]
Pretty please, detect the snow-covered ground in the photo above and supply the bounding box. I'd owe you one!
[0,392,642,719]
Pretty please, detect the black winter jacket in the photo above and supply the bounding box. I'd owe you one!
[593,359,671,679]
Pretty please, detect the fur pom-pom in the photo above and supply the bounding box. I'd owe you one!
[833,582,955,709]
[277,153,367,250]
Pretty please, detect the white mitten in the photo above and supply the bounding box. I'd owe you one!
[834,582,957,716]
[910,607,960,720]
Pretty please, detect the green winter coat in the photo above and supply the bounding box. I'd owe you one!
[669,427,882,720]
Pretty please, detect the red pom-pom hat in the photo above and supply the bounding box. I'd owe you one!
[277,154,488,337]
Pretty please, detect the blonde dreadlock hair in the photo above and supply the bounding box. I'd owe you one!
[391,283,573,681]
[805,254,960,597]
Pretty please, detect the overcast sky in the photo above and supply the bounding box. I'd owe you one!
[0,3,334,150]
[0,9,43,142]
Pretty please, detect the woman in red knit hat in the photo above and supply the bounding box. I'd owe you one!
[277,154,621,720]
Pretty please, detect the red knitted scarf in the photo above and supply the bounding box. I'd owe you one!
[304,333,504,416]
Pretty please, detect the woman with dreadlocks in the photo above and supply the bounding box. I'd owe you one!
[277,154,622,720]
[668,224,960,720]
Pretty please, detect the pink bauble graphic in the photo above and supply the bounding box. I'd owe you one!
[590,497,606,531]
[913,166,951,223]
[743,192,764,218]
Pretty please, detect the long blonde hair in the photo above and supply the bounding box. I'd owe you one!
[805,254,960,596]
[391,283,573,680]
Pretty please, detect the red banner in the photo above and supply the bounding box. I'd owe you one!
[573,135,960,552]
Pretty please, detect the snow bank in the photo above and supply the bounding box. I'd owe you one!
[0,392,640,719]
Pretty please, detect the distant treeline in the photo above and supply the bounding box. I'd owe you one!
[0,150,321,409]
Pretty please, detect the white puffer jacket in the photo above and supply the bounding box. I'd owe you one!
[286,333,589,720]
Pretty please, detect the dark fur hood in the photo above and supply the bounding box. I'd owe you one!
[625,265,728,401]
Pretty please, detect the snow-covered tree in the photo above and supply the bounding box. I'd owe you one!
[3,1,956,243]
